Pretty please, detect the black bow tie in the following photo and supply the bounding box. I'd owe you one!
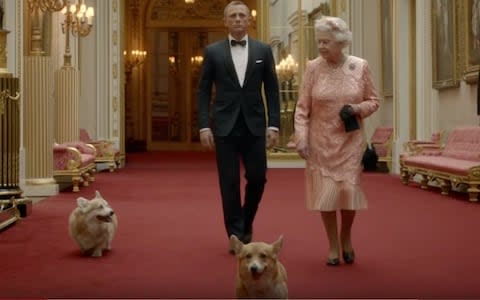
[231,39,246,47]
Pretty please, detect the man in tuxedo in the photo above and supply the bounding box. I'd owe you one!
[197,0,280,252]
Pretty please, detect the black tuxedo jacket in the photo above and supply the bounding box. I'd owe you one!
[197,38,280,136]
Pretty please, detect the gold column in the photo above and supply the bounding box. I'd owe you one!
[23,56,57,189]
[0,28,31,229]
[22,0,61,195]
[54,66,79,142]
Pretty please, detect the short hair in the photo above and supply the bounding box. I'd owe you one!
[314,16,352,47]
[224,1,250,19]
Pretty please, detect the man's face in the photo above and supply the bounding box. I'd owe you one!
[224,4,250,36]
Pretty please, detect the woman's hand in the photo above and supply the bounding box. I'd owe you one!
[296,140,310,160]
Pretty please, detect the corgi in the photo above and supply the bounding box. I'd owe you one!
[230,235,288,299]
[68,191,118,257]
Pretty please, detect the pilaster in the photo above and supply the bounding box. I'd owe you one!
[416,0,435,139]
[55,65,80,142]
[22,56,58,196]
[392,0,413,174]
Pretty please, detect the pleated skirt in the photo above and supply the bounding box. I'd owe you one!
[305,168,368,211]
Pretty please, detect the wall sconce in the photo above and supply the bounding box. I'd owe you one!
[168,55,177,74]
[60,0,95,67]
[251,9,257,28]
[190,55,203,65]
[190,55,203,74]
[185,0,194,3]
[124,49,147,74]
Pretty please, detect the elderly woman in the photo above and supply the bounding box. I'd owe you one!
[294,16,379,266]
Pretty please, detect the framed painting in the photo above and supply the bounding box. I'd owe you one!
[380,0,393,97]
[431,0,459,89]
[461,0,480,83]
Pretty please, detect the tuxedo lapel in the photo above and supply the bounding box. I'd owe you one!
[223,39,241,87]
[243,38,256,87]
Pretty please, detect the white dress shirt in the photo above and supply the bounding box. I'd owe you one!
[229,34,248,87]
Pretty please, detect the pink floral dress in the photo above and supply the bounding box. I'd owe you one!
[294,55,379,211]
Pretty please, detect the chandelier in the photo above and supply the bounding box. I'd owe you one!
[59,0,95,66]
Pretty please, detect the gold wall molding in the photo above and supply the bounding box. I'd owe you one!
[458,0,480,84]
[145,0,228,27]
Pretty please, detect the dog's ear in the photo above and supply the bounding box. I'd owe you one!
[76,197,90,212]
[95,190,102,199]
[229,235,243,255]
[272,235,284,255]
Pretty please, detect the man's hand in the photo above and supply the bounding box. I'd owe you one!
[296,140,309,160]
[266,129,279,149]
[200,129,215,150]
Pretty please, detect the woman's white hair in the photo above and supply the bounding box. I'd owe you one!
[314,16,352,47]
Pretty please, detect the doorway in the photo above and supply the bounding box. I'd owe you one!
[145,29,225,151]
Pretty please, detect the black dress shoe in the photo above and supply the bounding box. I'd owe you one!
[326,257,340,266]
[242,233,252,244]
[342,251,355,264]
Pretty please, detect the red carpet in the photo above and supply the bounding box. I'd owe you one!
[0,151,479,298]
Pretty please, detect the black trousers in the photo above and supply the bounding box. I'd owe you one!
[214,114,267,241]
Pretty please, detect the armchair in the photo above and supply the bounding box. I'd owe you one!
[80,128,122,172]
[369,126,394,171]
[53,142,96,192]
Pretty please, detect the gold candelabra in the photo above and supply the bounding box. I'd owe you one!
[27,0,68,54]
[275,54,298,83]
[124,49,147,74]
[60,0,94,67]
[275,54,299,149]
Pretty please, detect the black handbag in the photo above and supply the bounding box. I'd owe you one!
[339,105,360,132]
[362,143,378,172]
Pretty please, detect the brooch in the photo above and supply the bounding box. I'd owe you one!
[349,63,356,71]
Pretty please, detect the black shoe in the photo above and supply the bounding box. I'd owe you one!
[342,251,355,264]
[326,257,340,266]
[242,233,252,244]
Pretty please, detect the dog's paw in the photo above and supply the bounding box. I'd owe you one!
[91,249,103,257]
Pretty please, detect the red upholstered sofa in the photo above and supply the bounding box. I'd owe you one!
[400,126,480,202]
[403,131,443,154]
